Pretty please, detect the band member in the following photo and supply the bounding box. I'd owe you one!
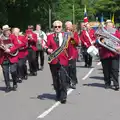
[65,21,79,89]
[0,25,19,92]
[25,25,37,76]
[44,20,69,104]
[80,18,96,67]
[12,28,28,81]
[34,24,47,70]
[97,21,120,90]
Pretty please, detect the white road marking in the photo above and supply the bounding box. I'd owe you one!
[37,63,97,119]
[37,89,73,119]
[82,68,95,80]
[37,101,60,119]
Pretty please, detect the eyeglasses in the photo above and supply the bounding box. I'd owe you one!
[54,26,61,28]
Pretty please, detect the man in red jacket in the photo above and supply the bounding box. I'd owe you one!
[0,25,19,92]
[12,28,28,81]
[25,25,37,76]
[65,21,79,89]
[80,18,96,67]
[44,20,69,104]
[97,21,120,90]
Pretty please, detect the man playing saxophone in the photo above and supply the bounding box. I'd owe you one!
[0,25,19,92]
[97,21,120,90]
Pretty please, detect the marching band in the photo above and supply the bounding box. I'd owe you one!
[0,18,120,104]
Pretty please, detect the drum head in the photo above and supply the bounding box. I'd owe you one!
[87,46,98,57]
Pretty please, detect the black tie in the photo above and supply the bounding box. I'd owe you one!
[55,33,59,46]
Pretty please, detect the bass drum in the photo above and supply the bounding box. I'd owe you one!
[87,45,98,57]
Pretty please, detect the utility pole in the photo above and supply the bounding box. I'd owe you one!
[72,4,75,24]
[49,6,52,30]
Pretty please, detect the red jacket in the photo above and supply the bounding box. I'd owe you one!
[80,29,96,48]
[98,30,120,59]
[14,35,28,59]
[67,32,79,60]
[0,34,19,65]
[25,30,37,51]
[46,33,69,66]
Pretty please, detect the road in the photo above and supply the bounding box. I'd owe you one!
[0,58,120,120]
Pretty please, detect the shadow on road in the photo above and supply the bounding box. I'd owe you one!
[89,76,104,81]
[83,83,105,88]
[76,66,94,68]
[0,86,6,92]
[37,93,56,101]
[97,68,103,71]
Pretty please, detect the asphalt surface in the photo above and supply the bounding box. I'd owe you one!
[0,57,120,120]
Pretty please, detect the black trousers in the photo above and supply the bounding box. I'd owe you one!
[2,62,17,87]
[49,64,67,100]
[28,48,37,73]
[101,56,119,87]
[17,56,27,79]
[82,46,92,66]
[68,59,78,84]
[36,50,44,69]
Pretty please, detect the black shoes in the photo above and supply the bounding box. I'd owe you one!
[5,87,11,93]
[24,75,28,80]
[84,64,87,67]
[5,84,18,92]
[60,99,67,104]
[13,85,17,91]
[105,84,119,91]
[105,85,111,89]
[33,72,37,76]
[87,64,92,68]
[37,66,44,71]
[29,72,37,76]
[70,83,76,89]
[17,78,22,83]
[84,64,92,68]
[114,86,119,91]
[56,91,67,104]
[40,66,44,71]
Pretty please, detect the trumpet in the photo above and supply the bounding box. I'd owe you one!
[27,34,33,40]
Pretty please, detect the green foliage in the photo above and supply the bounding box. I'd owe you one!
[0,0,120,30]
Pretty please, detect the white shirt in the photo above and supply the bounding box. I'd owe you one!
[34,30,47,44]
[58,32,63,47]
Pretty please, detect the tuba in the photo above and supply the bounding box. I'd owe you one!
[0,34,19,56]
[95,24,120,54]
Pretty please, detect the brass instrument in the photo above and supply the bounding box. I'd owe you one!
[48,32,71,63]
[27,34,33,40]
[0,34,18,56]
[95,24,120,54]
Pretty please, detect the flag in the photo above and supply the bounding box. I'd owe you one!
[84,5,87,17]
[84,5,88,24]
[100,15,104,23]
[111,13,114,24]
[100,13,104,26]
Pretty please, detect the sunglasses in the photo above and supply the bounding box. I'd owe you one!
[54,26,61,28]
